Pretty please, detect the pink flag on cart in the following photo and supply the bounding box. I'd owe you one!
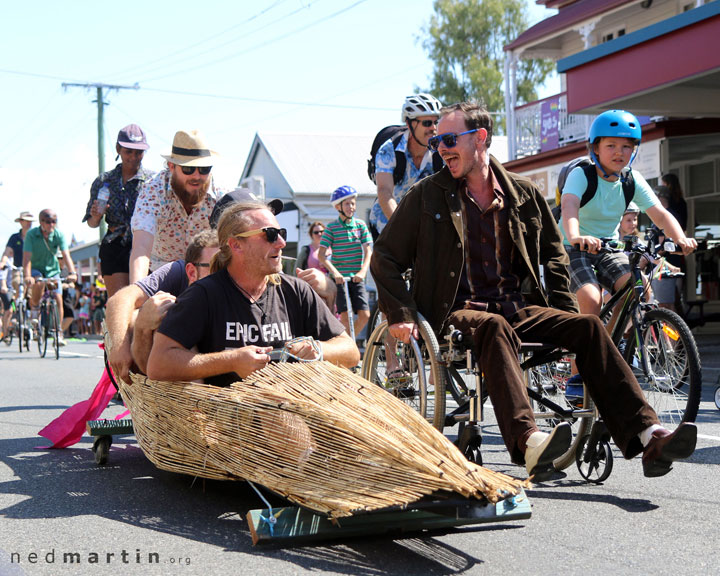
[37,368,117,449]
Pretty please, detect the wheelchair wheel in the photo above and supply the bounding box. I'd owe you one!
[525,355,594,471]
[362,317,447,431]
[575,435,613,484]
[714,385,720,411]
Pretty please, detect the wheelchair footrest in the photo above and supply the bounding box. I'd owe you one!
[86,418,134,436]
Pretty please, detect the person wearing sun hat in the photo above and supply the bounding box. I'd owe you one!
[129,129,228,283]
[84,124,155,298]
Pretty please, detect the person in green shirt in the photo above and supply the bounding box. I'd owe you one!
[23,209,77,345]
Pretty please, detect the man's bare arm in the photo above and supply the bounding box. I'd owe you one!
[376,172,397,220]
[147,332,273,382]
[105,284,148,383]
[131,292,176,375]
[128,230,154,284]
[318,332,360,368]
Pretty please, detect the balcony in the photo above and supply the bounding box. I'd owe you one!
[513,93,592,159]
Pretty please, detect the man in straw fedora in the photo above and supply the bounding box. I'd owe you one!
[147,200,360,386]
[129,129,226,283]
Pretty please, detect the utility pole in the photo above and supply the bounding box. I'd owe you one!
[62,82,140,239]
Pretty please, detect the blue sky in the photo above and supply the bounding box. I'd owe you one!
[0,0,555,245]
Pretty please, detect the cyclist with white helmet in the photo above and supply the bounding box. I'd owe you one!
[368,93,443,239]
[319,186,373,339]
[560,110,696,398]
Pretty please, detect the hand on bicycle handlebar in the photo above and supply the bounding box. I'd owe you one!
[570,235,604,253]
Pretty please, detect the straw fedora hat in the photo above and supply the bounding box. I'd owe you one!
[162,130,219,167]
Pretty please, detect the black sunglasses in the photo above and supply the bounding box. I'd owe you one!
[191,262,210,268]
[235,227,288,243]
[42,218,58,224]
[180,165,212,176]
[427,129,478,151]
[312,230,324,235]
[415,119,439,127]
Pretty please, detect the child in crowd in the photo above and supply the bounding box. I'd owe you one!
[319,186,373,338]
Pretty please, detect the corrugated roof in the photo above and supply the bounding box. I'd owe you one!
[506,0,636,51]
[245,132,377,196]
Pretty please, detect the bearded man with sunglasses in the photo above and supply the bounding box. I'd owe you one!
[148,201,359,386]
[129,129,225,284]
[371,101,696,480]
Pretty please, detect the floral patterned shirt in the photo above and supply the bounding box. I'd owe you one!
[83,163,155,246]
[131,169,223,271]
[369,131,437,234]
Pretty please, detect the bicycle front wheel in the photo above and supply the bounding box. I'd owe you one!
[37,305,48,358]
[629,307,701,428]
[50,300,60,360]
[17,302,25,353]
[526,355,595,470]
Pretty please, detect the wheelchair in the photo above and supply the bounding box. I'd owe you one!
[362,313,614,483]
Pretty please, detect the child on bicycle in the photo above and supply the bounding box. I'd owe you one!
[559,110,697,395]
[318,186,372,339]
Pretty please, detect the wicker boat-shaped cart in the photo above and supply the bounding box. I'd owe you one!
[107,361,532,543]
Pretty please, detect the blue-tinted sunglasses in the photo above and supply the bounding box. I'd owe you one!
[427,129,478,151]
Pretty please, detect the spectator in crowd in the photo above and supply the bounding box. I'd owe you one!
[84,124,154,297]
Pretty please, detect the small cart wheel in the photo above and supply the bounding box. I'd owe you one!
[93,435,112,466]
[715,386,720,411]
[462,436,483,466]
[456,423,483,465]
[576,435,613,484]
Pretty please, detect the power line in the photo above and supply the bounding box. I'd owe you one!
[138,0,368,84]
[109,0,297,83]
[140,86,394,111]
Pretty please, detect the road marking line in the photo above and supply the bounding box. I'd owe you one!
[698,433,720,442]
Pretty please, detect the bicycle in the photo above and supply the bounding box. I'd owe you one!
[5,265,32,352]
[33,276,63,360]
[593,231,701,430]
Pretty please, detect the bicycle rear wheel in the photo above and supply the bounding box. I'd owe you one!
[37,304,48,358]
[525,354,595,471]
[50,300,60,359]
[627,307,701,428]
[17,302,24,353]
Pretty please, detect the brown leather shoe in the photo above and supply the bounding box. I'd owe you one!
[642,423,697,478]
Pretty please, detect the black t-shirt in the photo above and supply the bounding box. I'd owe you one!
[158,269,345,386]
[135,260,188,298]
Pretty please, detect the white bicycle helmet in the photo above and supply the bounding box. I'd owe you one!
[401,93,442,123]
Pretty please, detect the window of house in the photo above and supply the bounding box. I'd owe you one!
[601,29,625,43]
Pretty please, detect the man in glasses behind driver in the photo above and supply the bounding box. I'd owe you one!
[129,129,227,283]
[148,201,359,387]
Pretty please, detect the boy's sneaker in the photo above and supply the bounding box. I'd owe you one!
[565,374,584,407]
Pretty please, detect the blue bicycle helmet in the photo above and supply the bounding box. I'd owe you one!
[331,185,358,207]
[588,110,642,144]
[588,110,642,179]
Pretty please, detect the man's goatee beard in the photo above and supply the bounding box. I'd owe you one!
[171,172,210,208]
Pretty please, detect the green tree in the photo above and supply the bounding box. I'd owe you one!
[421,0,554,132]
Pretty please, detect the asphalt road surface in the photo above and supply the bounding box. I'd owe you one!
[1,335,719,576]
